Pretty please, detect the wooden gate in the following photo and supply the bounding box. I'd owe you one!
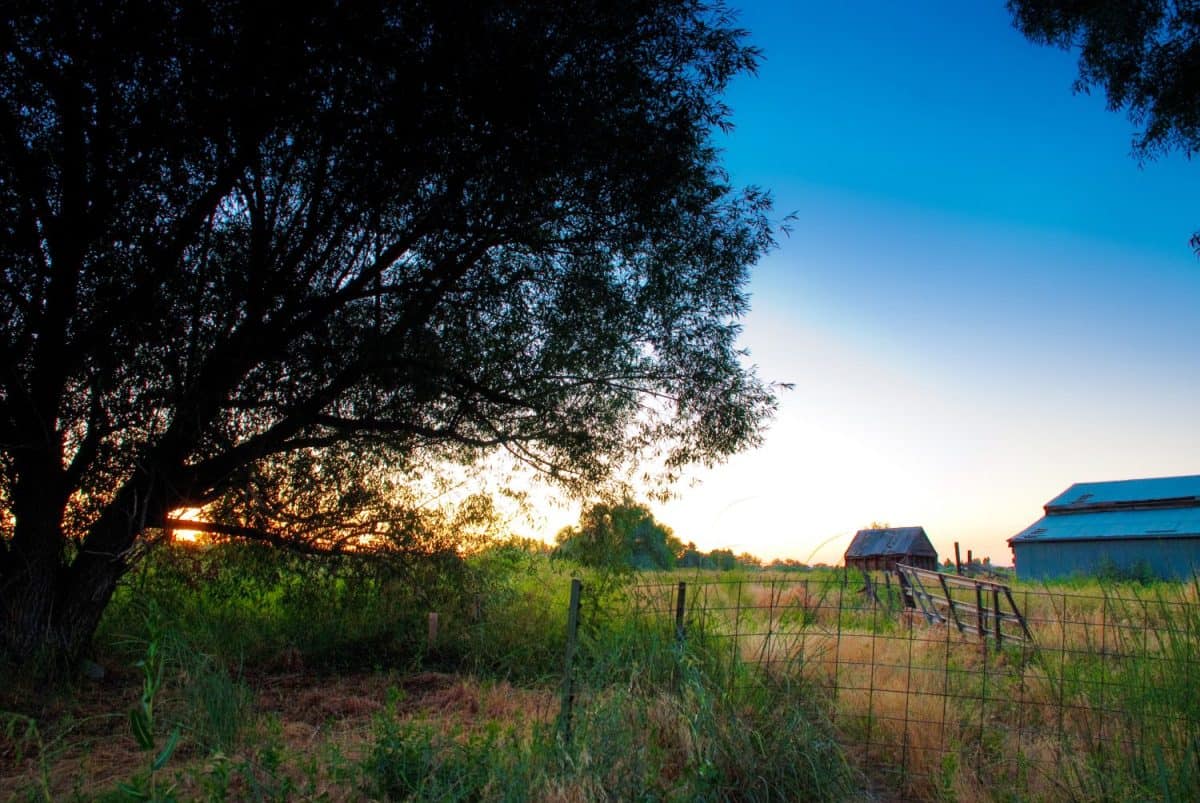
[894,563,1033,645]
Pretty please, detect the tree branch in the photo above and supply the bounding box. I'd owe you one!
[163,518,347,557]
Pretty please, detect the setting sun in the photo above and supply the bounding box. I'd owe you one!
[167,507,206,543]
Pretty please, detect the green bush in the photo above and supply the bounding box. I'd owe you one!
[98,541,476,672]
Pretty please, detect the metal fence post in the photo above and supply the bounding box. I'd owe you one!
[675,581,687,646]
[730,580,743,692]
[559,577,583,745]
[975,584,986,643]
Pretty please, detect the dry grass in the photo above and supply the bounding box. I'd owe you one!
[0,670,558,801]
[647,575,1200,803]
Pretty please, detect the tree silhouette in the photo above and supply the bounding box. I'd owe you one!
[0,1,776,666]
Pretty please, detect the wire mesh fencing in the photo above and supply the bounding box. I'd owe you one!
[562,572,1200,802]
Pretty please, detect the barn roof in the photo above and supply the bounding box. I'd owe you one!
[1009,507,1200,544]
[845,527,936,558]
[1012,473,1200,546]
[1045,474,1200,514]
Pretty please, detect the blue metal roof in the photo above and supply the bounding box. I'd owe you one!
[1045,474,1200,512]
[1009,507,1200,544]
[845,527,937,558]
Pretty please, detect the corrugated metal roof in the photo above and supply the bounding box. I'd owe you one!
[1009,507,1200,544]
[845,527,936,558]
[1045,474,1200,513]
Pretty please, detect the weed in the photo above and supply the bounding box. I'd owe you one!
[2,713,53,802]
[118,615,182,802]
[364,714,538,802]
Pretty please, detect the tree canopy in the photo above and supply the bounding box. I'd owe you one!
[0,0,776,665]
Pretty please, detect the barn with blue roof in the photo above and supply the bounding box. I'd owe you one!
[1009,474,1200,581]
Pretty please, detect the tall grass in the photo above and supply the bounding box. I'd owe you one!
[43,542,855,801]
[1023,586,1200,801]
[365,716,544,802]
[97,542,449,671]
[357,565,866,801]
[18,541,1198,801]
[627,573,1200,802]
[558,577,866,801]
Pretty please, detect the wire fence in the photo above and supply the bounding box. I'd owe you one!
[565,572,1200,802]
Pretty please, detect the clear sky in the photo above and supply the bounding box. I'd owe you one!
[541,1,1200,566]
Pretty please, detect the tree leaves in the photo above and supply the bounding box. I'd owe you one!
[1008,0,1200,160]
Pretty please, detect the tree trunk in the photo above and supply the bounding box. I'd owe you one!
[1,477,154,670]
[0,561,125,671]
[2,468,68,667]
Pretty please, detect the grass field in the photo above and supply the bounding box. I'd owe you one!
[2,544,1198,801]
[625,570,1200,801]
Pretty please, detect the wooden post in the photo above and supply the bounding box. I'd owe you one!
[559,578,583,744]
[954,542,962,575]
[427,612,439,647]
[897,569,915,610]
[967,550,973,576]
[675,582,687,645]
[993,587,1002,646]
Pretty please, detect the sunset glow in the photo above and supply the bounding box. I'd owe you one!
[167,507,206,543]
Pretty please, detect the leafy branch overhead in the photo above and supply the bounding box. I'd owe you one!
[1008,0,1200,246]
[0,0,778,664]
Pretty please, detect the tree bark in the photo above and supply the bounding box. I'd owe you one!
[0,470,161,670]
[0,544,124,671]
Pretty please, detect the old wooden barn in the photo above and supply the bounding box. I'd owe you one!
[844,526,938,572]
[1008,474,1200,581]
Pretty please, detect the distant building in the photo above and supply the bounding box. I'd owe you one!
[844,527,938,572]
[1008,474,1200,581]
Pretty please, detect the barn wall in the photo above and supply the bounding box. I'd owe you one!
[846,554,938,572]
[1013,538,1200,581]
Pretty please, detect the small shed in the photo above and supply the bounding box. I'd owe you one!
[1008,474,1200,581]
[844,527,938,572]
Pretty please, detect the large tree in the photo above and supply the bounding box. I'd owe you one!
[1008,0,1200,241]
[0,0,776,666]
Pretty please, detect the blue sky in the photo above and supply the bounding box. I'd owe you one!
[635,1,1200,565]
